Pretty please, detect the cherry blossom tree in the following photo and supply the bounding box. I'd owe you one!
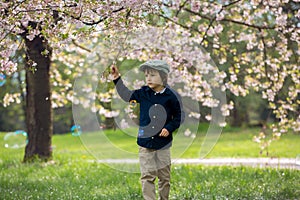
[1,0,299,160]
[82,0,299,154]
[157,0,299,153]
[0,0,157,161]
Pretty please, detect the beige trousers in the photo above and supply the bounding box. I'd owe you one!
[139,147,171,200]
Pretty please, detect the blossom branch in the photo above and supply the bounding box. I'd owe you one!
[69,6,125,26]
[259,28,269,79]
[183,8,276,30]
[175,0,189,17]
[71,39,91,52]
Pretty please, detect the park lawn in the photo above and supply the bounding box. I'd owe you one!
[0,129,300,199]
[0,156,299,199]
[203,128,300,158]
[52,127,300,159]
[1,127,300,162]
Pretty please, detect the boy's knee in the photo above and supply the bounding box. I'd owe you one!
[157,171,170,182]
[141,172,157,182]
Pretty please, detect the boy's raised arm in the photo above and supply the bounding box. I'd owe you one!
[111,65,138,102]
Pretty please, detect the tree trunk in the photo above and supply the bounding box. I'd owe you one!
[23,33,53,162]
[231,105,249,127]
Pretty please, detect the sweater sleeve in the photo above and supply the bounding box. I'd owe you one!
[164,93,185,133]
[113,77,140,102]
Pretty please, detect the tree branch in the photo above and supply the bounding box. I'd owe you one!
[222,0,243,8]
[66,6,125,26]
[159,14,200,33]
[259,28,269,79]
[183,7,276,30]
[175,0,189,17]
[71,39,91,52]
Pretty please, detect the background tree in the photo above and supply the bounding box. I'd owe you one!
[0,0,156,161]
[153,0,299,149]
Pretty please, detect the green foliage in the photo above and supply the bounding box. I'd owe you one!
[0,72,26,131]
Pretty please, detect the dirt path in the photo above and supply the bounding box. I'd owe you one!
[92,158,299,170]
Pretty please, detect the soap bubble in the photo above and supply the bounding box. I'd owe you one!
[4,130,28,149]
[71,125,82,136]
[129,100,137,108]
[0,74,6,87]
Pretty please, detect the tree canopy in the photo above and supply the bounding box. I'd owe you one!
[0,0,299,159]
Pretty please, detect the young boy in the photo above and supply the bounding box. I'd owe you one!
[111,60,184,200]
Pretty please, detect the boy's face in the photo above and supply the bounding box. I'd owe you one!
[144,69,164,91]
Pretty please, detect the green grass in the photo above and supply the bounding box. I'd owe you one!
[1,127,300,161]
[50,126,300,160]
[1,128,300,199]
[204,128,300,158]
[0,158,299,199]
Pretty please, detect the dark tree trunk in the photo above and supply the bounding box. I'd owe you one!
[231,106,249,127]
[23,32,53,162]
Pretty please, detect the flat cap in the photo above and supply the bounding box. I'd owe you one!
[139,60,170,74]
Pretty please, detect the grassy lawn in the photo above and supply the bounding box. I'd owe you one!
[50,126,300,160]
[1,126,299,161]
[0,157,299,199]
[0,128,300,199]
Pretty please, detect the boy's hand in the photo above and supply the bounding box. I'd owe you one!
[111,65,120,80]
[159,128,169,137]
